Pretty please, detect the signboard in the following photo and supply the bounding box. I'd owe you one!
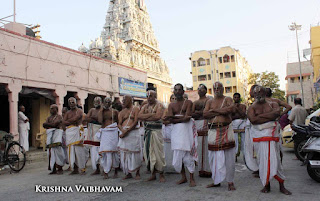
[118,77,146,98]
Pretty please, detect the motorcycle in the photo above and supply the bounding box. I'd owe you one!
[302,121,320,183]
[291,124,309,161]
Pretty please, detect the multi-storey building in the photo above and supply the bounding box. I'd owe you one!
[310,25,320,99]
[190,46,252,100]
[285,61,315,109]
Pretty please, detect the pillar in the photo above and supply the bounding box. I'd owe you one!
[75,91,88,111]
[53,87,67,114]
[6,83,22,141]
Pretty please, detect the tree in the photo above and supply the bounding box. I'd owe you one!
[248,71,285,101]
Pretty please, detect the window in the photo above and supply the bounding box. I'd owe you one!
[290,78,294,83]
[208,88,212,94]
[308,75,311,80]
[225,87,232,93]
[208,74,211,80]
[206,59,210,65]
[223,54,230,63]
[290,95,297,102]
[198,58,206,66]
[220,73,224,79]
[198,75,207,81]
[231,55,235,62]
[233,86,237,93]
[193,76,197,82]
[192,61,196,67]
[224,72,231,78]
[232,71,236,77]
[298,76,304,82]
[218,57,222,63]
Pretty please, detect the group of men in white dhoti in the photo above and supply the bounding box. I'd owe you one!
[41,81,291,195]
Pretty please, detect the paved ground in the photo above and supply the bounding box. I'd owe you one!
[0,148,319,201]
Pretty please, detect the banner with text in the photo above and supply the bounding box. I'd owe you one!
[118,77,146,98]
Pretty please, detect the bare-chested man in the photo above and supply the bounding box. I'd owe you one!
[203,82,236,191]
[266,88,292,116]
[191,84,211,178]
[138,90,166,182]
[231,93,247,160]
[247,86,291,195]
[118,95,142,180]
[96,97,119,179]
[62,97,86,175]
[165,83,197,187]
[84,97,103,175]
[43,104,66,175]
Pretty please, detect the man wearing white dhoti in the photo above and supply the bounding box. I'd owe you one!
[96,97,119,179]
[118,95,142,180]
[139,90,166,182]
[203,82,236,191]
[63,97,86,175]
[231,93,247,160]
[243,85,260,177]
[84,97,103,175]
[165,84,197,187]
[192,84,211,178]
[43,104,66,174]
[161,94,176,173]
[18,105,30,152]
[61,107,70,171]
[248,86,291,195]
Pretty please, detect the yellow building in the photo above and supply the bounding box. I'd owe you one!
[311,25,320,85]
[190,46,252,100]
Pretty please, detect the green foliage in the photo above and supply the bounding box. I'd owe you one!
[248,71,285,101]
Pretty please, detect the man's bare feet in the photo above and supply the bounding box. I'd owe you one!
[261,184,271,193]
[280,184,292,195]
[176,178,188,185]
[228,183,236,191]
[206,183,221,188]
[122,173,133,180]
[56,170,63,175]
[135,174,141,180]
[159,174,166,183]
[103,173,109,179]
[147,174,156,181]
[189,179,196,187]
[49,171,57,175]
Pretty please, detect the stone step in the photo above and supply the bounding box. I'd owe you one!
[26,150,47,163]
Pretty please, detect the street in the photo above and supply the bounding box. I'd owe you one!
[0,148,319,201]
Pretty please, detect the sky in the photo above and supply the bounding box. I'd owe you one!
[1,0,320,90]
